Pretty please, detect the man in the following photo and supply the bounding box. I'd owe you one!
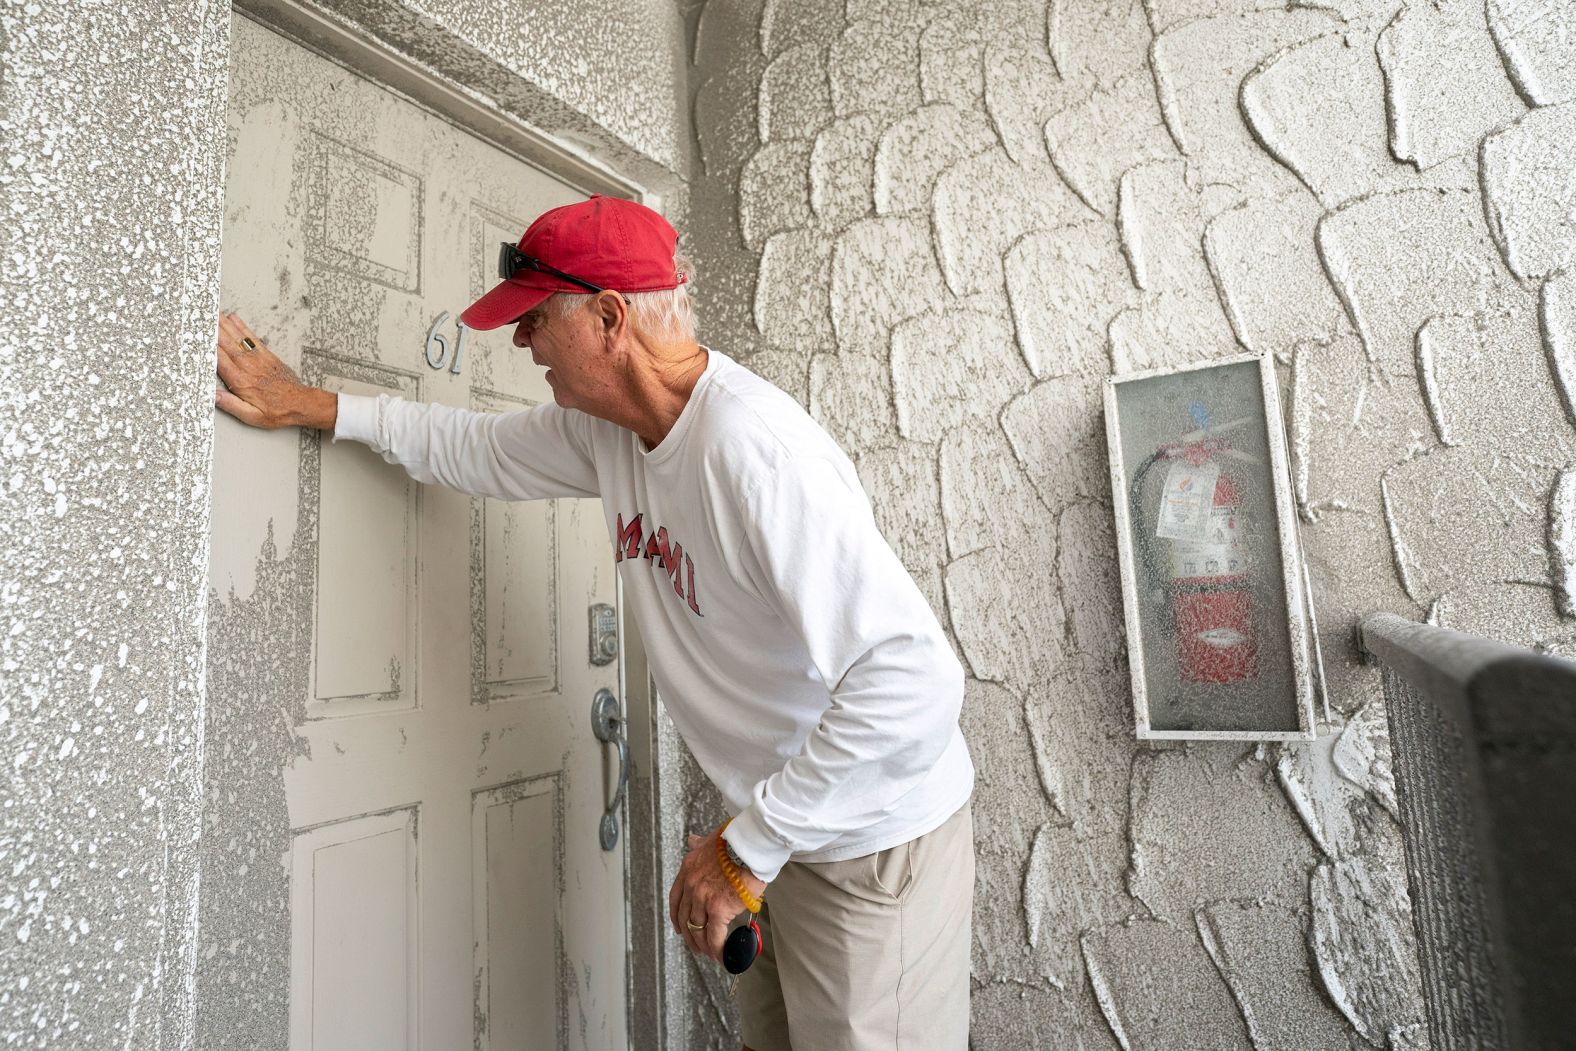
[214,194,975,1050]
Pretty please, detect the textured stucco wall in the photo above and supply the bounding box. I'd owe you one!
[7,0,1574,1045]
[300,0,691,179]
[681,0,1576,1047]
[0,1,690,1046]
[0,1,232,1045]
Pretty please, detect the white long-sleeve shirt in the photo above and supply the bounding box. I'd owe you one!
[332,349,973,882]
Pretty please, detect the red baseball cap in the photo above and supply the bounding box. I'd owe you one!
[459,194,687,331]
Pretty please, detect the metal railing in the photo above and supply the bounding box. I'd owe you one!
[1359,613,1576,1051]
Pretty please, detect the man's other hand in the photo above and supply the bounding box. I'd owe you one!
[669,827,768,962]
[214,311,337,430]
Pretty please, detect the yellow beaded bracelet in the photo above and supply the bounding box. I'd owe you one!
[717,818,762,914]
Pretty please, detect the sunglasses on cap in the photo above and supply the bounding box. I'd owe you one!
[496,242,611,295]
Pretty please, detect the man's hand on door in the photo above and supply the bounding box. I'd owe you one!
[214,311,337,431]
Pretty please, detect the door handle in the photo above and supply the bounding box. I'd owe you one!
[590,688,629,850]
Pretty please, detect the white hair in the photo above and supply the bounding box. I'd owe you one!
[550,251,697,344]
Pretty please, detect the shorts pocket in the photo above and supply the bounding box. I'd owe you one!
[871,838,914,902]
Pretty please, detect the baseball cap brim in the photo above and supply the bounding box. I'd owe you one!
[458,278,555,331]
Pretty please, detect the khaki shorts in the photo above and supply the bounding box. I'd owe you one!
[735,800,974,1051]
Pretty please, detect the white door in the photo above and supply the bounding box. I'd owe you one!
[209,15,628,1049]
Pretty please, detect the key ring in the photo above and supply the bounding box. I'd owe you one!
[714,818,763,974]
[722,913,761,974]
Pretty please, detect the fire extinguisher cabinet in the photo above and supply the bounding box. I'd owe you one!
[1103,353,1326,741]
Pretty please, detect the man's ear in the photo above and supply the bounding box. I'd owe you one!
[593,290,627,343]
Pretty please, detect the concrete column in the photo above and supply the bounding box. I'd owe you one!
[0,1,231,1045]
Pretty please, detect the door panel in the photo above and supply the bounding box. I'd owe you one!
[308,131,424,293]
[473,390,559,703]
[310,363,421,716]
[290,809,421,1049]
[473,776,565,1049]
[214,14,626,1049]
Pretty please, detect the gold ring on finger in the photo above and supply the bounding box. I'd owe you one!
[687,921,705,931]
[241,337,258,351]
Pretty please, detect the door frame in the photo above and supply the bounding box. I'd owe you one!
[233,0,668,206]
[218,2,677,1045]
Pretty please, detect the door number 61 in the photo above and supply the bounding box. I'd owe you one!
[424,312,470,375]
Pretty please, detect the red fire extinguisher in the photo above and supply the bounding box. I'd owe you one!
[1132,407,1258,685]
[1169,462,1255,683]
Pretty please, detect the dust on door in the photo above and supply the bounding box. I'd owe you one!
[206,14,628,1050]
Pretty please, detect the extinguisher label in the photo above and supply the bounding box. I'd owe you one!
[1155,460,1219,541]
[1172,506,1248,578]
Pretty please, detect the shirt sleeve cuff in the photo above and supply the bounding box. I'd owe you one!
[331,392,380,446]
[722,805,793,885]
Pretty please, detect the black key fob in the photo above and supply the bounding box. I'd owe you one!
[723,917,761,975]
